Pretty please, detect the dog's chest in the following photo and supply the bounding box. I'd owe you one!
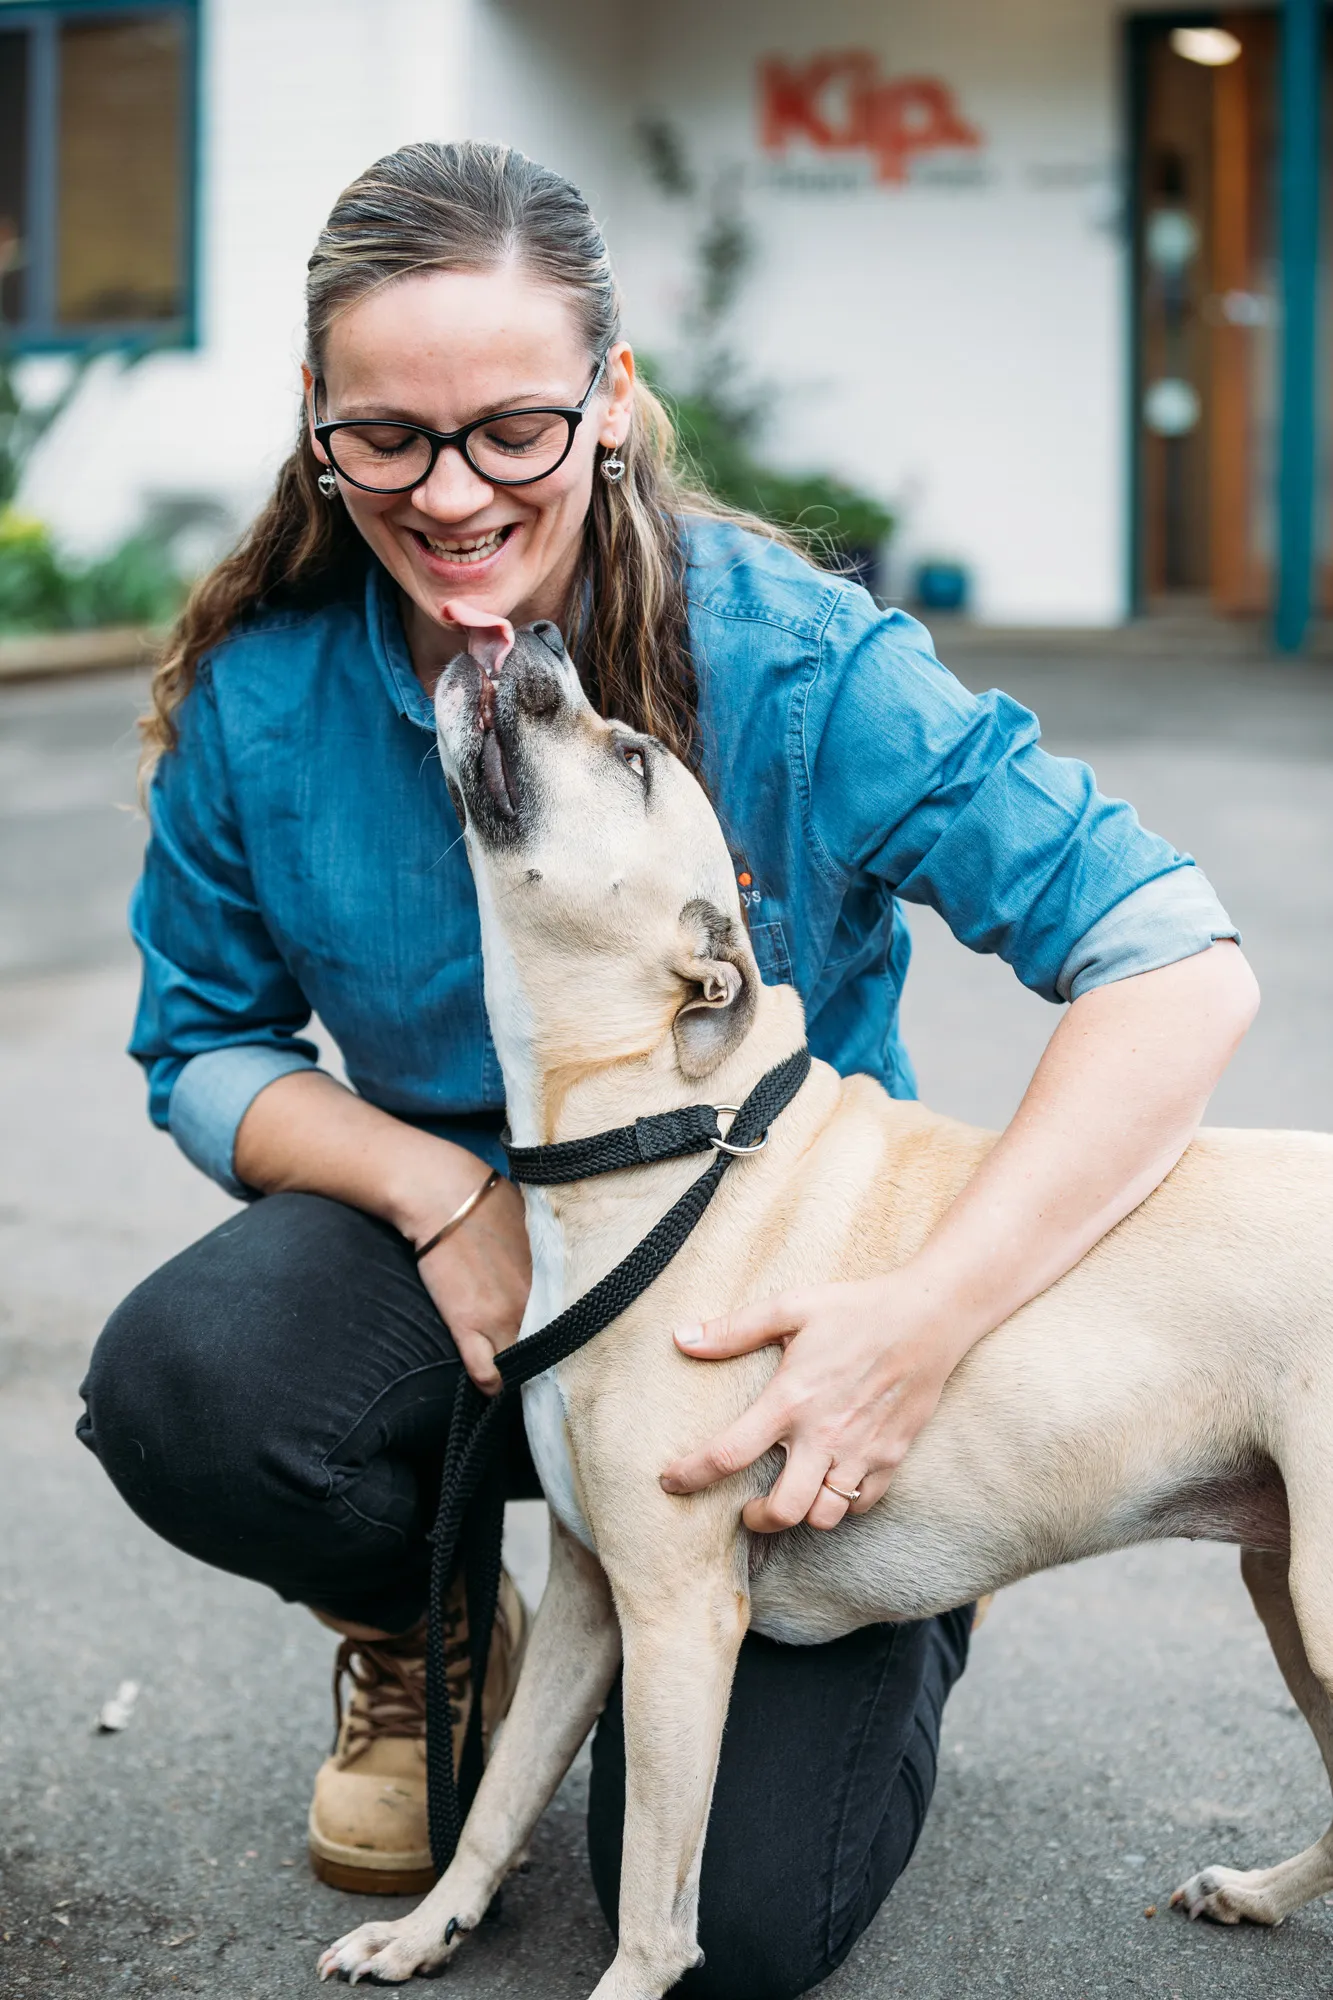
[518,1192,597,1553]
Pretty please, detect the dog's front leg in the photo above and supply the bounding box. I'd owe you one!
[319,1515,621,1985]
[590,1565,748,2000]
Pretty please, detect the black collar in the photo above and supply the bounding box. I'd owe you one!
[504,1066,807,1186]
[506,1101,724,1185]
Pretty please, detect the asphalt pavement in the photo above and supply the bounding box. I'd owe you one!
[2,633,1333,1998]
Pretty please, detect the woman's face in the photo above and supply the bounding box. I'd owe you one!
[305,265,633,664]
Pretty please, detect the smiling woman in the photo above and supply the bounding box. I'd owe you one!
[138,143,736,787]
[304,267,628,689]
[81,139,1256,2000]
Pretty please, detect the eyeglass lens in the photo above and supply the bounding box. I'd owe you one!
[325,410,574,491]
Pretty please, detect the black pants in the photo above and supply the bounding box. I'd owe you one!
[79,1193,970,2000]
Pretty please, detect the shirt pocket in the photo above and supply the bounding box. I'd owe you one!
[749,919,793,988]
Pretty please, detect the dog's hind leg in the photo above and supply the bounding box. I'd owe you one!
[1172,1541,1333,1926]
[589,1563,749,2000]
[318,1515,621,1986]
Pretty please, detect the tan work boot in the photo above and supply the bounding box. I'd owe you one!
[307,1569,528,1894]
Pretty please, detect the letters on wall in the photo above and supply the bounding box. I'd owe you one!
[759,51,983,186]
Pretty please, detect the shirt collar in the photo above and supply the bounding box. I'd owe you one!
[365,560,437,733]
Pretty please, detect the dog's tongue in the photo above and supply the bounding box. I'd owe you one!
[441,598,514,683]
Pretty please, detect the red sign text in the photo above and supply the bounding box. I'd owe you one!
[759,51,983,185]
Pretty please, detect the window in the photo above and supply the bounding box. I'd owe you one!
[0,1,197,349]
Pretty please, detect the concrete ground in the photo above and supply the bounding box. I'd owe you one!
[2,633,1332,1998]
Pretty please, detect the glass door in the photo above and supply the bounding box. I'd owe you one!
[1130,12,1277,614]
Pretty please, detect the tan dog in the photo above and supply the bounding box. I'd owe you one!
[320,624,1333,1995]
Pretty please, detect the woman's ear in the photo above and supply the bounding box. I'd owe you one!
[301,365,329,465]
[672,901,758,1078]
[601,341,636,447]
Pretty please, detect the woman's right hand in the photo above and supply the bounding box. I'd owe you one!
[413,1171,533,1394]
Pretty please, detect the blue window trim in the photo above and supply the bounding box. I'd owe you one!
[2,0,200,354]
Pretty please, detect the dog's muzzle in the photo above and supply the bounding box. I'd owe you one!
[435,621,576,843]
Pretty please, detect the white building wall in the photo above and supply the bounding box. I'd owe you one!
[478,0,1145,625]
[470,0,627,205]
[20,0,1191,623]
[472,0,1211,624]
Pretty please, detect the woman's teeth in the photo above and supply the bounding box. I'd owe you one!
[419,526,508,565]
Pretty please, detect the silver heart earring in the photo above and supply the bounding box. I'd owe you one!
[600,440,627,485]
[317,469,338,498]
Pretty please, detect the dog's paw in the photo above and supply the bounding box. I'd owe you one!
[317,1915,466,1983]
[1169,1865,1283,1926]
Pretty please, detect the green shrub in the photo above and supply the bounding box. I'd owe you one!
[668,390,894,558]
[0,507,184,634]
[0,512,70,630]
[67,531,184,628]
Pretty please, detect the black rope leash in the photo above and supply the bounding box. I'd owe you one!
[424,1044,812,1875]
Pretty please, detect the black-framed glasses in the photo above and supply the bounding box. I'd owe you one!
[311,352,608,493]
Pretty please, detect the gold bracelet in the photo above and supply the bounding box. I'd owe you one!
[414,1168,501,1261]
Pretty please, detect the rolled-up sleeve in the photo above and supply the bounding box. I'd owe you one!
[1056,868,1238,1000]
[130,661,319,1196]
[802,593,1225,1001]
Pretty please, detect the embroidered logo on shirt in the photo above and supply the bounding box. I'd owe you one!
[737,869,763,912]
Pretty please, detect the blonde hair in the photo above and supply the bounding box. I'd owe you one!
[140,140,782,791]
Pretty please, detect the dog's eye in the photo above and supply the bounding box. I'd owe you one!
[617,743,646,779]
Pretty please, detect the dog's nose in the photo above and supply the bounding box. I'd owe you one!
[512,646,564,720]
[530,620,564,657]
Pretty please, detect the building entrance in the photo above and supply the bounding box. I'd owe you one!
[1130,12,1280,613]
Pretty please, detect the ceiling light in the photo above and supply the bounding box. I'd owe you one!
[1170,26,1242,66]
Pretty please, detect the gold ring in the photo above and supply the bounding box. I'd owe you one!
[823,1478,862,1503]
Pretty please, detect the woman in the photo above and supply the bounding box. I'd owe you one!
[79,142,1257,1998]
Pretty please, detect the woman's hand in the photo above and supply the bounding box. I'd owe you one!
[413,1173,532,1394]
[658,1272,963,1532]
[234,1070,533,1394]
[660,945,1259,1537]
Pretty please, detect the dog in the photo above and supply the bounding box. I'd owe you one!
[319,620,1333,1995]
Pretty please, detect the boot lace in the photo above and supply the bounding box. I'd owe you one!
[331,1600,469,1767]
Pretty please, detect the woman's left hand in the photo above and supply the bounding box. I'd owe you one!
[657,1272,963,1533]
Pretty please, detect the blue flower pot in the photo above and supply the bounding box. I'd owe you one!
[915,562,970,613]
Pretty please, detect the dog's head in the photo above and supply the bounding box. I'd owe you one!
[435,618,763,1088]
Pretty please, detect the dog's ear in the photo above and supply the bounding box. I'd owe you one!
[672,899,758,1079]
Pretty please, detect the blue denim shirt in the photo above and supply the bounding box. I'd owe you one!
[130,519,1234,1196]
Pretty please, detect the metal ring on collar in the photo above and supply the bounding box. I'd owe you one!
[708,1105,770,1158]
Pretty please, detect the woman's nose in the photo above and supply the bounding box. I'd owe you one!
[410,445,495,520]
